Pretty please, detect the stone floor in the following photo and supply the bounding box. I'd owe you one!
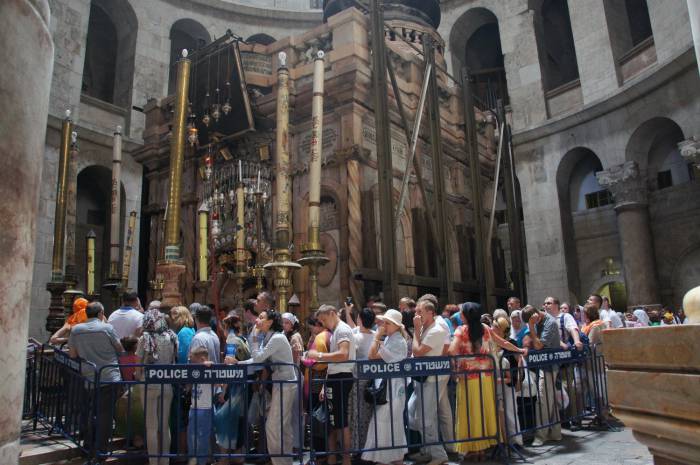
[479,427,652,465]
[20,421,652,465]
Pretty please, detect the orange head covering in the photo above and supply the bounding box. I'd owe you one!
[66,297,88,327]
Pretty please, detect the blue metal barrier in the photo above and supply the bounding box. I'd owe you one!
[307,354,503,465]
[32,345,98,455]
[497,344,610,459]
[26,344,609,464]
[94,362,304,465]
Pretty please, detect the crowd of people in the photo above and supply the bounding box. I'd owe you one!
[50,290,689,465]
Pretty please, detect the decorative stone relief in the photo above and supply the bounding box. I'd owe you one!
[678,137,700,167]
[596,161,648,207]
[295,33,333,65]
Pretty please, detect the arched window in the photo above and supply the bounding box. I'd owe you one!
[534,0,579,91]
[604,0,655,80]
[247,33,276,46]
[168,19,211,94]
[568,155,610,211]
[626,118,689,190]
[625,0,653,47]
[449,8,508,108]
[82,3,117,103]
[81,0,137,108]
[647,123,688,189]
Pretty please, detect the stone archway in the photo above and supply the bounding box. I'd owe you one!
[76,165,126,309]
[448,7,508,106]
[82,0,138,109]
[168,18,211,94]
[556,147,615,303]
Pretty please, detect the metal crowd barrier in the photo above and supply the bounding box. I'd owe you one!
[307,354,503,463]
[32,344,98,455]
[94,361,304,464]
[497,344,611,457]
[26,344,610,464]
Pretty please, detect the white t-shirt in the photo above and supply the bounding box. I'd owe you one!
[600,309,624,328]
[352,327,375,361]
[191,382,213,410]
[107,307,143,340]
[327,320,356,375]
[553,312,578,343]
[418,320,447,357]
[435,315,452,347]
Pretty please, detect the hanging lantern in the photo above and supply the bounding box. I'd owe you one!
[187,125,199,146]
[204,154,213,180]
[211,219,221,239]
[222,100,232,116]
[212,103,221,122]
[202,113,211,127]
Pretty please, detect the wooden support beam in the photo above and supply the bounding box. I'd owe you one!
[370,0,399,307]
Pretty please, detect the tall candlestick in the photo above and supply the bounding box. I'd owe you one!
[265,51,301,313]
[239,159,242,183]
[159,49,191,308]
[109,125,123,279]
[275,52,291,249]
[164,49,191,261]
[298,51,329,315]
[121,211,137,289]
[236,183,245,258]
[198,203,209,282]
[86,230,96,296]
[51,109,72,282]
[308,51,325,231]
[65,130,79,287]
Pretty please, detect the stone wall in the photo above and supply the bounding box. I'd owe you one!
[440,0,699,308]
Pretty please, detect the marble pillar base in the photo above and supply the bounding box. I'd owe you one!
[602,326,700,465]
[157,261,186,308]
[0,439,20,465]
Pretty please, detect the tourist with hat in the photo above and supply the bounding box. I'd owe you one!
[361,309,408,465]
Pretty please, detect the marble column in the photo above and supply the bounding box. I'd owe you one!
[0,0,54,463]
[597,161,660,310]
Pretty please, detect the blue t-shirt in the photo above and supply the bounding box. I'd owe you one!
[177,326,196,364]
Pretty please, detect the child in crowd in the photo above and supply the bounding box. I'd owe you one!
[188,346,214,465]
[118,336,139,381]
[115,336,144,449]
[516,334,538,446]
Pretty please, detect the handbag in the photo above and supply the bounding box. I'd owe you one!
[364,378,388,405]
[312,402,328,424]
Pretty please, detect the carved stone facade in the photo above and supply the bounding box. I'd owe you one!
[136,6,496,315]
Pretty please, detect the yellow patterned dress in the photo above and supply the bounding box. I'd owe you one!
[452,324,498,453]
